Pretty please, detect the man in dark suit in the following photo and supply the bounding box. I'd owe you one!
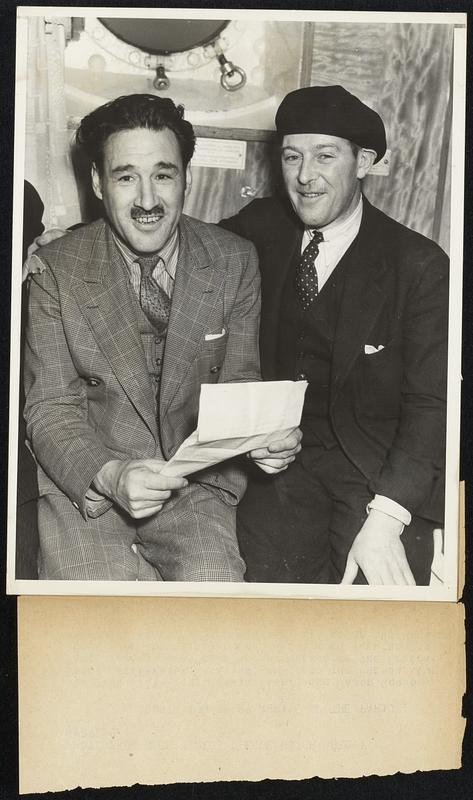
[23,94,299,582]
[221,85,448,586]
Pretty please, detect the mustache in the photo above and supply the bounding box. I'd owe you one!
[131,205,164,218]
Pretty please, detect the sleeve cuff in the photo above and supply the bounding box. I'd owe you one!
[366,495,412,526]
[84,486,112,519]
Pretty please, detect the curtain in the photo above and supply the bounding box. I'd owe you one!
[25,16,80,230]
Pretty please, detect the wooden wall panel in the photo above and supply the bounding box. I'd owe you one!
[309,22,453,243]
[184,139,273,223]
[310,22,389,99]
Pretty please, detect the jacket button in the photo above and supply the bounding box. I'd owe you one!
[296,372,308,381]
[72,501,79,509]
[210,365,221,374]
[87,377,101,387]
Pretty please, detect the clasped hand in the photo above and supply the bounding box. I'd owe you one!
[93,458,188,519]
[248,427,302,474]
[341,509,416,586]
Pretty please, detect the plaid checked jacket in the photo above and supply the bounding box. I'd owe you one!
[24,215,261,520]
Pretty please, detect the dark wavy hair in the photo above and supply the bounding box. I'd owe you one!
[76,94,196,173]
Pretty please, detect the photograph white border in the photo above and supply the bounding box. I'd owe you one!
[7,6,466,601]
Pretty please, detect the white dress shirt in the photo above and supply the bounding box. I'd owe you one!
[301,196,363,291]
[113,227,179,298]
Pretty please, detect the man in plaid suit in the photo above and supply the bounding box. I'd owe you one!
[23,94,300,581]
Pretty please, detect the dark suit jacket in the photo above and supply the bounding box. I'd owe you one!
[24,215,261,521]
[220,195,449,523]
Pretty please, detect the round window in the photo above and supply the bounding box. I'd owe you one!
[98,18,229,55]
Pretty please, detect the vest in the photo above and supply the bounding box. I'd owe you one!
[277,245,351,447]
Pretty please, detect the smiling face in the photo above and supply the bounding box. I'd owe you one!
[91,126,191,255]
[281,133,375,230]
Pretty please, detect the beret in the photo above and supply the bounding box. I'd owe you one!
[275,85,386,163]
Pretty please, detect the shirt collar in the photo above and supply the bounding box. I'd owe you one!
[308,195,363,244]
[112,226,179,279]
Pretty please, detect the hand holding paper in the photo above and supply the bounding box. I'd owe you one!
[93,458,188,519]
[160,380,307,478]
[248,427,303,474]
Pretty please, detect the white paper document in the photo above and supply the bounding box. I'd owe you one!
[160,381,308,477]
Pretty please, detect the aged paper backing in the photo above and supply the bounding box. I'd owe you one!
[18,595,465,794]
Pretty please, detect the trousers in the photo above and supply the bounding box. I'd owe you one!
[38,482,245,582]
[237,445,434,585]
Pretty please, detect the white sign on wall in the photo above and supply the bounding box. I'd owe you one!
[193,137,247,170]
[368,149,392,176]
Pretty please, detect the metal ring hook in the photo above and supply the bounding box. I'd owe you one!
[220,63,246,92]
[214,47,246,92]
[153,65,170,91]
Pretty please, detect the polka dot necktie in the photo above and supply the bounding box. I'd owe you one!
[137,255,171,335]
[294,229,324,313]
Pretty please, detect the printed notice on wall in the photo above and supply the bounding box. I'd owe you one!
[193,137,247,170]
[368,149,392,176]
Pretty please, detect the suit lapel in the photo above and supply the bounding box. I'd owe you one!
[260,204,302,376]
[73,223,159,440]
[330,199,390,402]
[159,216,225,421]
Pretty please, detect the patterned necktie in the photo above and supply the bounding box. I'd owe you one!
[294,229,324,312]
[137,254,171,335]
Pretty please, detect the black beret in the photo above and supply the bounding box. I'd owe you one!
[275,85,386,163]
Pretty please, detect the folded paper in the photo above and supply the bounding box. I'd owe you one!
[160,380,307,477]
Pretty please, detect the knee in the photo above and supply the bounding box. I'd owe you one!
[171,551,246,582]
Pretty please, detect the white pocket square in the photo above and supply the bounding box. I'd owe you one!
[205,328,226,341]
[364,344,385,354]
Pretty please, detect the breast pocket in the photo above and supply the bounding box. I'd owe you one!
[357,337,403,418]
[198,331,229,382]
